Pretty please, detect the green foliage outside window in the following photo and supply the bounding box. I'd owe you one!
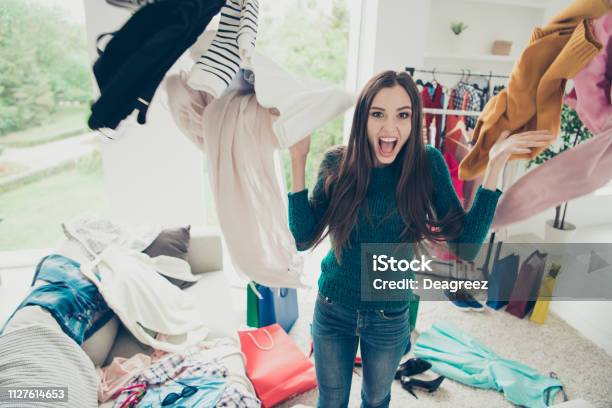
[0,0,92,136]
[527,105,592,169]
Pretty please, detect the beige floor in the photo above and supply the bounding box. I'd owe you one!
[273,295,612,408]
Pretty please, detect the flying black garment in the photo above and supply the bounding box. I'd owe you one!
[89,0,225,130]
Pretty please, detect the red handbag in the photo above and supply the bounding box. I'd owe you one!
[239,323,317,407]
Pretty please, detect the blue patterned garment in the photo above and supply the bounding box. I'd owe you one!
[0,254,112,344]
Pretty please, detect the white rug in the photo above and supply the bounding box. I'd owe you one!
[277,293,612,408]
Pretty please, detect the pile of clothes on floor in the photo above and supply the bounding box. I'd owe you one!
[0,215,261,407]
[98,338,258,407]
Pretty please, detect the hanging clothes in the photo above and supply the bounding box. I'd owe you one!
[450,82,482,130]
[422,82,444,146]
[438,87,451,142]
[442,89,469,159]
[440,85,477,209]
[463,84,483,129]
[492,125,612,229]
[188,0,259,98]
[470,76,490,106]
[458,0,611,180]
[414,321,564,408]
[165,73,308,289]
[443,151,464,202]
[89,0,225,130]
[564,12,612,135]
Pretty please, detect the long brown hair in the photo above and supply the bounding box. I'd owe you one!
[307,70,464,263]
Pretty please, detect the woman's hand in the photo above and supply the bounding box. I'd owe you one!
[289,135,311,192]
[482,129,555,191]
[488,129,555,168]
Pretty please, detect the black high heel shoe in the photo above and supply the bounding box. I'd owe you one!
[400,375,445,399]
[394,358,432,379]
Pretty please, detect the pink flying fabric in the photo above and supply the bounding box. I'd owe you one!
[564,13,612,134]
[492,123,612,229]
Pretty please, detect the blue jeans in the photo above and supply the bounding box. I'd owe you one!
[312,293,411,408]
[0,254,112,344]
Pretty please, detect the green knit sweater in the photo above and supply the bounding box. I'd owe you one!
[288,145,501,310]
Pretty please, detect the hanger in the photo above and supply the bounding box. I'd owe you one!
[454,69,465,88]
[431,68,438,85]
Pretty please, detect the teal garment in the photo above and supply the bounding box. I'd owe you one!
[138,376,227,407]
[414,321,563,408]
[288,145,502,310]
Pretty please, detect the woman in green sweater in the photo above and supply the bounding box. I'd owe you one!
[287,71,553,408]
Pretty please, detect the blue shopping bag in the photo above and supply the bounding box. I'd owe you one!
[486,242,520,310]
[256,284,299,333]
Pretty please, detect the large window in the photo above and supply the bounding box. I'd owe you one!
[0,0,105,251]
[0,0,349,246]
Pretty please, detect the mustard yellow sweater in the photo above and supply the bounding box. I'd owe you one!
[459,0,611,180]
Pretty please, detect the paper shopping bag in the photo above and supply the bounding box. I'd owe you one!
[239,324,317,407]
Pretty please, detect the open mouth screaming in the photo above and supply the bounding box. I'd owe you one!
[378,136,399,158]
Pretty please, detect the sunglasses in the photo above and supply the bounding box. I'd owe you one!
[161,384,198,406]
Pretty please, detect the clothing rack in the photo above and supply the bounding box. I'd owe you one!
[408,67,508,263]
[405,66,510,80]
[423,108,481,117]
[409,66,510,124]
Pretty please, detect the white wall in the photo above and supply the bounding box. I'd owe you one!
[507,193,612,237]
[82,1,207,227]
[343,0,430,141]
[345,0,430,93]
